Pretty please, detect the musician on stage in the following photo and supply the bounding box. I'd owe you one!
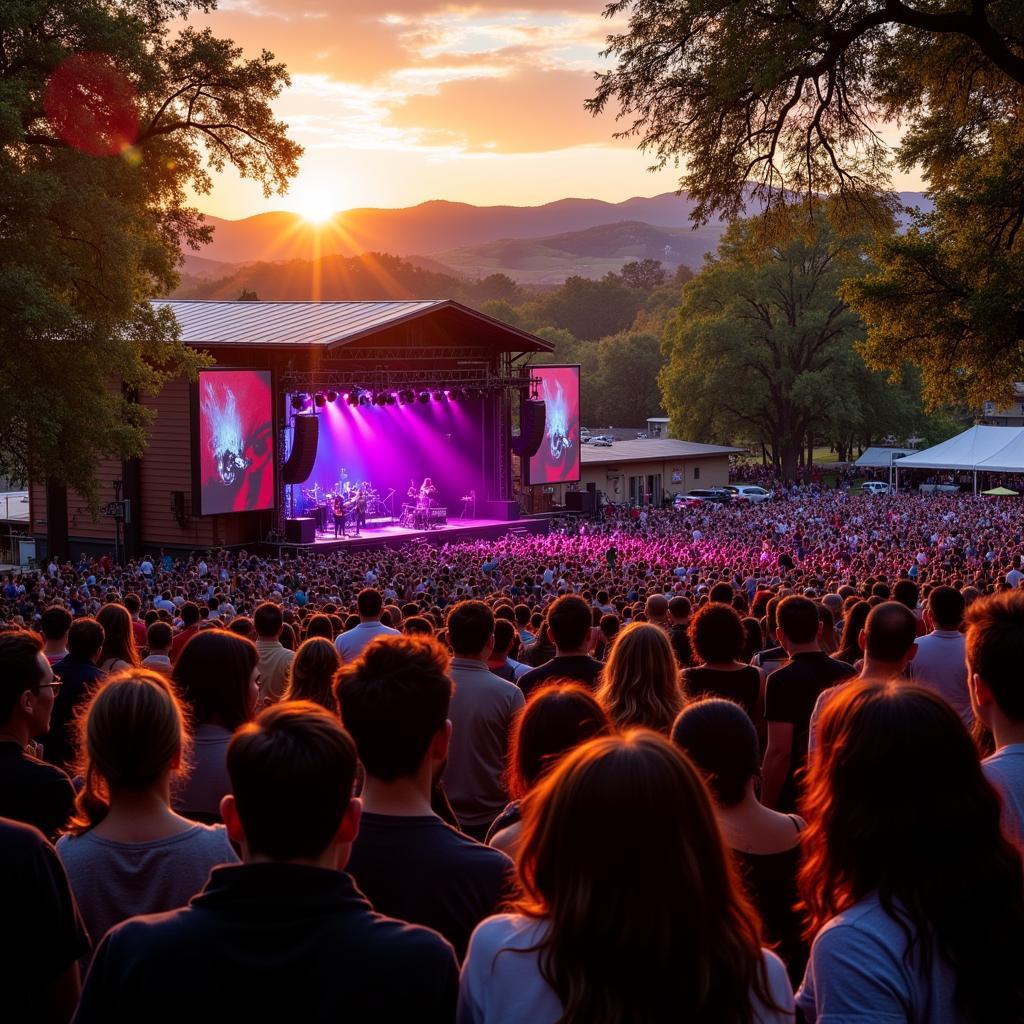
[332,493,348,538]
[335,469,349,494]
[353,485,367,535]
[419,478,437,506]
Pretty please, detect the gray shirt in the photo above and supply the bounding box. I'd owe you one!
[335,621,401,662]
[57,823,237,967]
[445,658,525,829]
[173,724,233,818]
[983,743,1024,848]
[907,630,971,726]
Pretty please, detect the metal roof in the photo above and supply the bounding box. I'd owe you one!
[581,439,745,465]
[150,299,552,352]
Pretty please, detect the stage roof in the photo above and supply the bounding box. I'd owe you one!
[895,426,1024,472]
[855,447,918,468]
[581,439,744,465]
[151,299,553,353]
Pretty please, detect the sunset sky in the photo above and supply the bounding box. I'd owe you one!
[190,0,922,220]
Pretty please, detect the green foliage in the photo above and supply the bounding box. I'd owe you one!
[592,332,664,426]
[535,273,643,341]
[0,0,300,500]
[620,258,666,290]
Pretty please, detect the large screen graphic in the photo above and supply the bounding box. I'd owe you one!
[529,364,581,484]
[195,369,275,515]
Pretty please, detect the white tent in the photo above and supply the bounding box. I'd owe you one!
[855,447,917,468]
[894,425,1024,492]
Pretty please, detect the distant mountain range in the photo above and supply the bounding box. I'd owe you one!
[172,190,933,295]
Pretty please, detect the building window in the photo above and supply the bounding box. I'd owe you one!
[693,466,700,480]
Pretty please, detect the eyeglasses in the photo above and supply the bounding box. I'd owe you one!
[36,680,62,696]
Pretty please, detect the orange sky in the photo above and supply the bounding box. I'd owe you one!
[189,1,924,220]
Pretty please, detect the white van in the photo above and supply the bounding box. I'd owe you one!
[862,481,892,495]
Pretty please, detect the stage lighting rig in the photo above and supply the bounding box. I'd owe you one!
[313,392,327,408]
[325,390,339,404]
[418,392,430,404]
[290,394,309,411]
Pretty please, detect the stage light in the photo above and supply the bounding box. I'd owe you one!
[325,390,338,404]
[418,392,429,404]
[386,394,397,405]
[313,392,327,408]
[359,393,370,406]
[432,391,445,403]
[347,392,359,406]
[290,393,309,411]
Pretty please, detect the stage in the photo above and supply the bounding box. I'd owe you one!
[267,514,550,556]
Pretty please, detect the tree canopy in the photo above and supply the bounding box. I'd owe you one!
[0,0,301,499]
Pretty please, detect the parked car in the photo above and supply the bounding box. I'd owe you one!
[580,428,592,440]
[680,488,733,506]
[725,484,774,503]
[861,481,892,495]
[636,431,649,439]
[590,438,613,447]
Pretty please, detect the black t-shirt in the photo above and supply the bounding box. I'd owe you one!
[669,623,693,668]
[75,863,458,1024]
[346,812,513,960]
[682,666,761,717]
[518,655,604,698]
[0,740,76,840]
[765,652,857,811]
[47,655,105,769]
[0,817,90,1020]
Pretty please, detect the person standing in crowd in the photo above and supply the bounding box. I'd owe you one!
[486,619,530,683]
[40,606,72,665]
[95,604,140,674]
[797,681,1024,1022]
[252,602,295,704]
[47,618,106,771]
[668,595,693,668]
[168,602,202,663]
[0,631,75,840]
[644,593,670,631]
[459,732,794,1023]
[281,636,341,713]
[122,593,148,650]
[596,621,683,733]
[673,699,807,985]
[334,588,400,662]
[444,600,525,840]
[518,595,604,697]
[337,633,512,960]
[57,670,237,969]
[682,602,763,720]
[908,585,971,726]
[172,630,260,823]
[761,596,856,811]
[967,590,1024,846]
[0,817,90,1023]
[140,621,174,676]
[74,703,459,1023]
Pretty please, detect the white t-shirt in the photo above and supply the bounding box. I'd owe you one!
[458,914,794,1024]
[983,743,1024,848]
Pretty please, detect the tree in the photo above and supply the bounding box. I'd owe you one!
[0,0,301,500]
[537,274,643,341]
[237,288,259,301]
[660,216,870,481]
[588,0,1024,397]
[620,258,666,290]
[592,332,664,427]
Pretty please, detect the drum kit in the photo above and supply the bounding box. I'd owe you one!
[300,480,384,530]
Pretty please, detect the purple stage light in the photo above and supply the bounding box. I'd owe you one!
[290,393,309,412]
[314,392,327,408]
[325,390,339,404]
[418,392,429,404]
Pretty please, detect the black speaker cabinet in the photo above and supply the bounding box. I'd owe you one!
[285,517,316,544]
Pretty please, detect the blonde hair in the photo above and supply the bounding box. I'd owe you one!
[283,637,341,712]
[596,621,682,732]
[67,669,190,835]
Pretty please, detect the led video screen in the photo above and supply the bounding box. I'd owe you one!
[195,369,275,515]
[529,364,581,484]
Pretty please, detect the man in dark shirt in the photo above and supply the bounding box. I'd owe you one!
[0,817,90,1021]
[337,633,512,959]
[47,617,105,770]
[518,594,604,697]
[0,631,75,840]
[762,596,856,811]
[668,596,693,668]
[74,702,458,1024]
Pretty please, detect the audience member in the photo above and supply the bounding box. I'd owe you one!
[518,595,603,696]
[40,606,73,665]
[909,585,971,725]
[334,588,400,661]
[683,602,763,719]
[47,618,106,770]
[141,621,173,675]
[252,602,295,704]
[281,636,340,712]
[596,621,682,732]
[169,602,201,662]
[95,604,140,673]
[667,596,693,667]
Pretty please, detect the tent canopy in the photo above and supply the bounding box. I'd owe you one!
[895,426,1024,472]
[855,447,917,468]
[982,486,1019,496]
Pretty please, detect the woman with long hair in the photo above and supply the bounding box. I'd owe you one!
[486,682,611,856]
[171,629,259,822]
[797,681,1024,1022]
[282,636,340,713]
[461,731,793,1023]
[596,622,682,732]
[96,603,140,673]
[831,599,869,667]
[56,670,237,968]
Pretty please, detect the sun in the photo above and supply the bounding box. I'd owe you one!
[288,185,339,224]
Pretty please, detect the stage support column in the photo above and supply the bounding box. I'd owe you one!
[45,479,69,560]
[121,456,143,560]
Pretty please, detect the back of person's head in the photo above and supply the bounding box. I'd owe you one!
[836,600,870,657]
[776,595,820,645]
[227,615,254,639]
[180,601,201,627]
[492,618,517,658]
[507,682,611,799]
[172,628,258,731]
[0,630,46,725]
[402,615,433,637]
[822,592,843,619]
[335,634,451,781]
[599,612,620,640]
[283,637,341,713]
[596,622,681,732]
[862,601,918,663]
[226,702,358,861]
[96,603,139,666]
[69,669,189,835]
[253,601,283,639]
[967,590,1024,723]
[644,594,668,620]
[801,680,1024,1020]
[671,699,759,807]
[147,620,173,652]
[893,578,919,610]
[709,582,734,605]
[668,595,691,621]
[928,585,965,631]
[739,616,762,663]
[515,604,532,626]
[546,594,592,651]
[303,613,333,640]
[515,731,769,1022]
[446,600,494,657]
[40,606,72,642]
[356,588,383,619]
[870,581,891,600]
[67,617,104,662]
[688,601,744,665]
[122,593,141,615]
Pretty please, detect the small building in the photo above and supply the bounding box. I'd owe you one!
[982,384,1024,427]
[646,417,670,438]
[538,438,745,509]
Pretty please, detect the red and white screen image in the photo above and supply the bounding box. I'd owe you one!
[528,365,581,484]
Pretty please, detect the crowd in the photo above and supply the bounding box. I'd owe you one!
[2,488,1024,1022]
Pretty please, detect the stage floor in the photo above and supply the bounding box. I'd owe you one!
[270,516,549,555]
